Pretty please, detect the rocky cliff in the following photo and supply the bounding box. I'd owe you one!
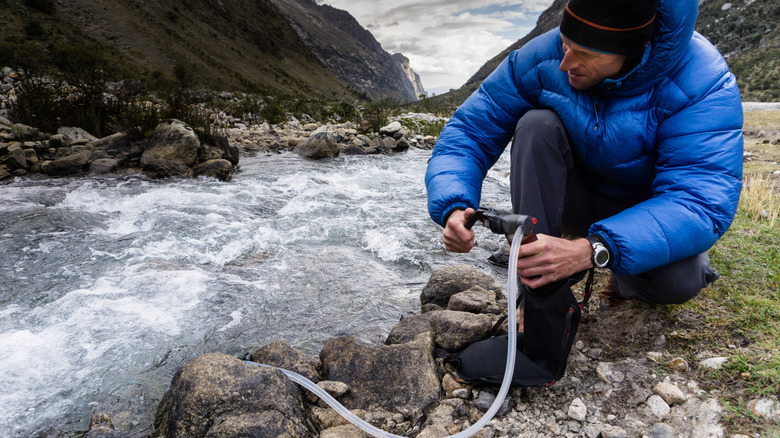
[270,0,422,102]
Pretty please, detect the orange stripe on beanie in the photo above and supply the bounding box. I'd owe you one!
[560,0,658,57]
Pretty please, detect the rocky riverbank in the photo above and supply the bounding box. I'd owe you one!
[82,264,778,438]
[0,113,441,182]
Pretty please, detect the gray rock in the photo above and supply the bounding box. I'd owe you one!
[646,394,671,417]
[647,422,675,438]
[447,285,502,314]
[319,334,439,415]
[251,340,319,383]
[141,119,200,167]
[142,157,192,178]
[421,264,502,308]
[294,131,339,159]
[48,133,68,149]
[41,150,91,176]
[0,166,11,180]
[5,143,28,169]
[317,380,350,398]
[601,425,628,438]
[379,121,403,136]
[157,352,309,438]
[58,126,98,145]
[429,310,494,351]
[384,312,433,345]
[653,381,686,405]
[13,123,48,141]
[567,397,587,421]
[90,158,120,174]
[474,390,512,415]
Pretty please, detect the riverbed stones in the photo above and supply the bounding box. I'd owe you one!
[156,352,309,438]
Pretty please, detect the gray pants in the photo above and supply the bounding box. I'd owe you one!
[509,109,718,305]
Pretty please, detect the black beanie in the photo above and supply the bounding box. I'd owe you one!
[560,0,658,57]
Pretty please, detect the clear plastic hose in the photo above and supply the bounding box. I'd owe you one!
[246,225,525,437]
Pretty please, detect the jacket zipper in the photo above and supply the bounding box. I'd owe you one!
[591,94,600,131]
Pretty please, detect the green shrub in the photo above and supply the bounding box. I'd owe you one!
[260,101,285,124]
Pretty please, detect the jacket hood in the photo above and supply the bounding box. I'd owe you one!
[597,0,698,96]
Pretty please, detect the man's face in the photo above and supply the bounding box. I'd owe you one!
[559,35,628,90]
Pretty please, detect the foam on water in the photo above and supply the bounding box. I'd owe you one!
[0,148,513,437]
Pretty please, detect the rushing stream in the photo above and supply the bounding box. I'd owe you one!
[0,147,513,437]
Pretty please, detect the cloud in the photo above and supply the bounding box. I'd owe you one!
[316,0,555,92]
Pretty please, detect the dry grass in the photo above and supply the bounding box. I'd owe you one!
[740,174,779,228]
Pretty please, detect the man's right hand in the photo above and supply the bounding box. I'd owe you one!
[442,208,476,253]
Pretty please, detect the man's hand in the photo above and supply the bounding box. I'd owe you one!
[515,235,593,288]
[442,208,476,253]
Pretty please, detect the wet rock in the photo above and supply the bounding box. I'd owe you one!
[90,158,120,174]
[319,333,439,415]
[142,157,192,178]
[141,119,200,167]
[156,352,309,438]
[41,150,91,176]
[192,158,233,181]
[420,264,503,308]
[251,340,319,383]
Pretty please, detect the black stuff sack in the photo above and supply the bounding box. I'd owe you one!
[445,274,591,387]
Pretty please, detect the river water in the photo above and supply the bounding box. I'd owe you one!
[0,147,513,437]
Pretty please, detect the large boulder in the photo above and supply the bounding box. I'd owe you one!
[319,334,439,415]
[293,131,339,159]
[156,352,310,438]
[420,265,503,308]
[41,150,91,176]
[141,119,200,168]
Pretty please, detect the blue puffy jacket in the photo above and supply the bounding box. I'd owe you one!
[425,0,743,276]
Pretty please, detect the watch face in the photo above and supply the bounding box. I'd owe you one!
[596,250,609,266]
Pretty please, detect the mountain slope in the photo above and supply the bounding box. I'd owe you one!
[1,0,421,101]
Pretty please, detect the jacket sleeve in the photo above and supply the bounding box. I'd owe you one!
[590,39,744,275]
[425,36,554,226]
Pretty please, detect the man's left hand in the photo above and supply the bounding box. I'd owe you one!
[515,234,593,288]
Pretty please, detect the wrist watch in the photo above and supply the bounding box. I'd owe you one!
[586,235,610,268]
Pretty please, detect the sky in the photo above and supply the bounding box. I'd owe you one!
[315,0,555,95]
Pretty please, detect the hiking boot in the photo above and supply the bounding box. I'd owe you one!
[598,276,630,310]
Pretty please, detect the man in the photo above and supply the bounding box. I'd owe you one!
[425,0,743,307]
